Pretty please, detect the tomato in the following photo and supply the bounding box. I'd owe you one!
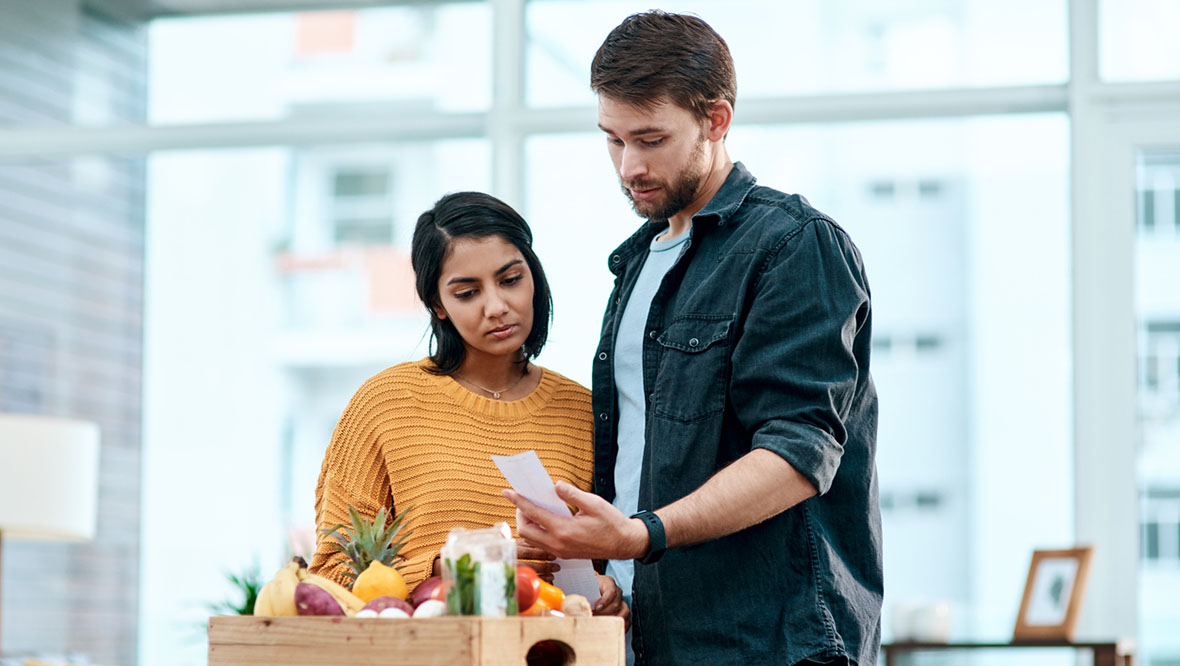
[429,580,449,602]
[536,580,565,611]
[516,565,541,612]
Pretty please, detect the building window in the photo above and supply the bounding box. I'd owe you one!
[1144,521,1161,560]
[1140,187,1157,231]
[1141,322,1180,402]
[329,166,393,246]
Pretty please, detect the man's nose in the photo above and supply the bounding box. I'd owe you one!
[619,146,647,182]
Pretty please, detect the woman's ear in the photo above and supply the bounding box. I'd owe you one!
[433,305,448,321]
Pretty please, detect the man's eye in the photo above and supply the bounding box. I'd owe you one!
[643,138,664,147]
[607,137,624,146]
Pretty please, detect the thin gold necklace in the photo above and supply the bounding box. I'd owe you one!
[454,368,527,400]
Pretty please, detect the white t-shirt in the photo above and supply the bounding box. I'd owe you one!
[607,226,690,604]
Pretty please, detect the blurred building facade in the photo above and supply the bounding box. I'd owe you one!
[0,2,145,663]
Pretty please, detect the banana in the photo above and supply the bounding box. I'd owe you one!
[254,560,300,616]
[296,567,365,615]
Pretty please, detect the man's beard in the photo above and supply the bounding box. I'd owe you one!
[620,139,707,221]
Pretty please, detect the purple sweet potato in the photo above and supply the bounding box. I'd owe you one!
[361,596,414,615]
[295,582,345,616]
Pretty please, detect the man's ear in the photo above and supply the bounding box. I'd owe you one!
[706,99,734,142]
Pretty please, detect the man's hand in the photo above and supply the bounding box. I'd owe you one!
[594,574,630,630]
[503,481,649,561]
[516,538,559,583]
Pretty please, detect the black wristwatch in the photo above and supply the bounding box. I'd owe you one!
[631,510,667,565]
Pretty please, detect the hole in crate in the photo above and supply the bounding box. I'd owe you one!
[526,639,576,666]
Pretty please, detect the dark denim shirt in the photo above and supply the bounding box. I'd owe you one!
[592,163,882,666]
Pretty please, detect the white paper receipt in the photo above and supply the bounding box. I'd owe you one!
[491,450,602,604]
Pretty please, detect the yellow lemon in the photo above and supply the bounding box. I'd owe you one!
[353,561,407,602]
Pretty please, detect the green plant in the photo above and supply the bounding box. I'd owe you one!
[208,563,264,616]
[445,553,478,615]
[444,555,517,615]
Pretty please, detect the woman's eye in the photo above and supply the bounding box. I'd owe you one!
[454,290,476,300]
[502,275,522,286]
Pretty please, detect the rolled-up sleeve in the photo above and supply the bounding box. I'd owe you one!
[729,218,871,495]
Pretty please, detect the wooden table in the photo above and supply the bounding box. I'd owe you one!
[882,640,1135,666]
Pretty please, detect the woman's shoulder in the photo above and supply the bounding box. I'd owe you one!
[350,359,447,403]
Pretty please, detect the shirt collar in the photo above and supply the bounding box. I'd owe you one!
[691,161,758,227]
[606,161,758,276]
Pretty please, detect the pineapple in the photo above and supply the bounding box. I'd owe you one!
[321,505,413,583]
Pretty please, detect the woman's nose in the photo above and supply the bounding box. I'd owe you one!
[485,289,510,317]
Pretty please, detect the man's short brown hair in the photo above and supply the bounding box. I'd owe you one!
[590,11,737,123]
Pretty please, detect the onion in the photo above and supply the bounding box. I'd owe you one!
[410,575,443,608]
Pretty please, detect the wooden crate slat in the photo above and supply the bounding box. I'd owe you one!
[208,616,625,666]
[210,644,472,666]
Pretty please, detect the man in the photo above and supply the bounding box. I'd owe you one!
[505,11,881,666]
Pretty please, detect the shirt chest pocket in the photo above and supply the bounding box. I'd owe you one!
[652,314,734,423]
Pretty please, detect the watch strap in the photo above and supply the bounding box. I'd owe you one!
[631,509,667,565]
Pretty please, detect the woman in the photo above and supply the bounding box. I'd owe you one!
[309,191,625,618]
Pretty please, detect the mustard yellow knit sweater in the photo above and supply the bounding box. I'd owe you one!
[309,358,593,591]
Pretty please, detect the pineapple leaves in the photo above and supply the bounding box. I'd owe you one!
[322,504,413,581]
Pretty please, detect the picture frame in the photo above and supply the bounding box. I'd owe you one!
[1013,546,1094,641]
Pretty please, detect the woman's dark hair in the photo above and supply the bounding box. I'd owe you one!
[411,191,552,375]
[590,11,736,124]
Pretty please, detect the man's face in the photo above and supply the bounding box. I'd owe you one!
[597,96,710,220]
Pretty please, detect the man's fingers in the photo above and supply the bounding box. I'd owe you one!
[554,480,589,507]
[504,489,549,523]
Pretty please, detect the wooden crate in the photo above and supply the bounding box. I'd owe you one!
[208,616,625,666]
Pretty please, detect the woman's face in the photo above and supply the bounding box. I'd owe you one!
[434,235,535,361]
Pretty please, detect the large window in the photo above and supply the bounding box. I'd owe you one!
[148,5,492,125]
[527,0,1068,107]
[1101,0,1180,82]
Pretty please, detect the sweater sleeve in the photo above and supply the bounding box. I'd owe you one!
[309,382,394,588]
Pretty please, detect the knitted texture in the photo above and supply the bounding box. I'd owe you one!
[309,358,593,591]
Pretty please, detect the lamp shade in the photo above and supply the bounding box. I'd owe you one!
[0,413,99,541]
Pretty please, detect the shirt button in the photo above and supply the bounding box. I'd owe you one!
[649,330,657,339]
[689,337,700,347]
[611,254,621,264]
[598,352,608,361]
[599,412,609,421]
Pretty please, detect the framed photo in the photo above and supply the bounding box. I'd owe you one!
[1013,546,1094,641]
